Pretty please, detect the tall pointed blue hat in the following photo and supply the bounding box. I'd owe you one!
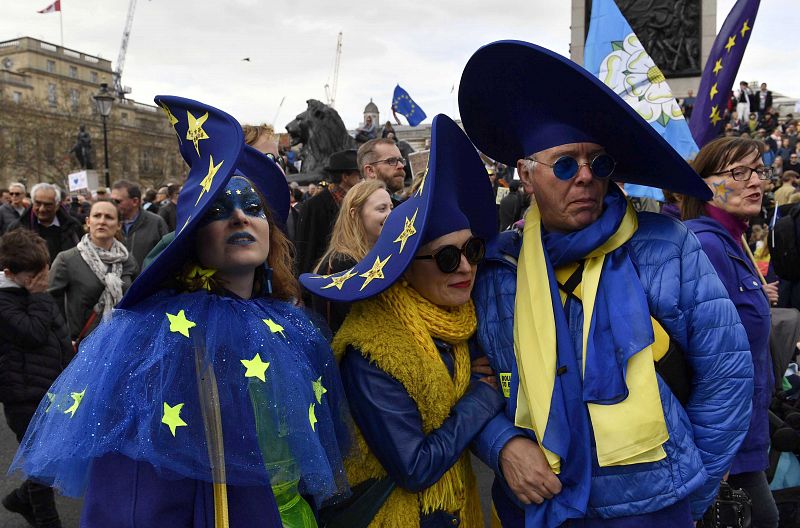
[299,114,496,302]
[458,40,711,200]
[118,96,290,309]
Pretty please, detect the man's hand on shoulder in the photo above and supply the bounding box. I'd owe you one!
[499,436,562,505]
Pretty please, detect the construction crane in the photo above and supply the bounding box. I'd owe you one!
[324,32,343,108]
[112,0,138,99]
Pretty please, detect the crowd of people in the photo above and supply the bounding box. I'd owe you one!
[0,42,799,528]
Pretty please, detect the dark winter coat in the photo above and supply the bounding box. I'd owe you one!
[686,215,772,475]
[9,207,85,264]
[0,285,73,405]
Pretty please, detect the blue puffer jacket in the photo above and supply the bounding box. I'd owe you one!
[685,215,772,475]
[472,212,754,521]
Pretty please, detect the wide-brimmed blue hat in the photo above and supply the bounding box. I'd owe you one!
[299,114,495,302]
[458,40,711,200]
[118,96,290,309]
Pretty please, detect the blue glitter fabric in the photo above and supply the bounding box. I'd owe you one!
[10,290,350,505]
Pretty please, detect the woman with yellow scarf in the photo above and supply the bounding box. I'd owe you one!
[301,115,504,528]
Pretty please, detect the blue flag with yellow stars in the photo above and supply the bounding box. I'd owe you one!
[689,0,761,148]
[584,0,699,202]
[392,85,427,126]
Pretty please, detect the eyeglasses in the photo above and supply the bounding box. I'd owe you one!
[8,192,22,196]
[368,157,407,167]
[414,237,485,273]
[526,153,616,181]
[710,166,775,181]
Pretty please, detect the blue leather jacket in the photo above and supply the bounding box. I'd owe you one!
[471,212,754,521]
[340,339,505,527]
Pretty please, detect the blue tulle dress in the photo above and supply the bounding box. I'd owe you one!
[10,289,350,510]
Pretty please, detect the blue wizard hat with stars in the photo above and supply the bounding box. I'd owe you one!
[118,95,290,309]
[299,114,496,302]
[458,40,711,200]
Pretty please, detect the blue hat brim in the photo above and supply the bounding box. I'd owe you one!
[118,96,289,309]
[299,114,496,303]
[458,40,711,200]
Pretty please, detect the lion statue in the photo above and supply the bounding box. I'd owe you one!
[285,99,358,182]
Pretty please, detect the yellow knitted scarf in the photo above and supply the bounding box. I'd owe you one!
[332,282,484,528]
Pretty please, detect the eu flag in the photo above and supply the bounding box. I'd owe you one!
[392,85,427,126]
[584,0,699,202]
[689,0,761,148]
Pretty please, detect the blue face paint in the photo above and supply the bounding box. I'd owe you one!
[200,176,266,226]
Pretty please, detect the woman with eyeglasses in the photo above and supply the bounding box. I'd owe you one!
[311,180,392,332]
[682,136,779,528]
[301,115,504,528]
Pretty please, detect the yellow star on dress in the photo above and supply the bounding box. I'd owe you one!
[166,310,196,338]
[63,389,86,418]
[159,102,179,128]
[195,154,224,206]
[709,83,719,100]
[322,269,357,290]
[713,59,723,75]
[241,353,270,382]
[186,110,210,157]
[740,20,751,38]
[359,255,392,291]
[393,209,418,254]
[309,403,318,432]
[725,35,737,53]
[312,376,327,404]
[263,318,286,338]
[162,402,188,437]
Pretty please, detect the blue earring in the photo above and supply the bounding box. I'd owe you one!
[262,264,273,296]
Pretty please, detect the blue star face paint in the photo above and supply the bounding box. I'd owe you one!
[200,175,266,227]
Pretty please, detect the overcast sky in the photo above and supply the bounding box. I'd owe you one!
[1,0,797,131]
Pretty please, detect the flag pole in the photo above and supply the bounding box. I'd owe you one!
[59,7,64,47]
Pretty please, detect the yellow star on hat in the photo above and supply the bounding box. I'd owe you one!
[322,269,358,290]
[166,310,196,338]
[359,254,392,291]
[393,209,418,254]
[162,402,188,437]
[195,154,224,206]
[186,110,210,157]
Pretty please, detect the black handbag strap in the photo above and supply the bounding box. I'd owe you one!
[318,477,396,528]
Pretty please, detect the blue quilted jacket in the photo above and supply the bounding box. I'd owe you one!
[472,212,754,521]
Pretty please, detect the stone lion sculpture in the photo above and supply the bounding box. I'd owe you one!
[286,99,357,178]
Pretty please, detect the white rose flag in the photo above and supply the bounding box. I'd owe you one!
[584,0,699,201]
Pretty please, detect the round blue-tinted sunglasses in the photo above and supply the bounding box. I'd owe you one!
[527,153,616,181]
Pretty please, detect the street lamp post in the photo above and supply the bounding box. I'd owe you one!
[93,83,115,188]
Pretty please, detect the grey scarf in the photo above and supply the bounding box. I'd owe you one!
[76,234,129,318]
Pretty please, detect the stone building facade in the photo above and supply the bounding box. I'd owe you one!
[0,37,184,191]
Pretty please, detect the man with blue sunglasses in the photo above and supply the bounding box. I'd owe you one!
[459,41,754,528]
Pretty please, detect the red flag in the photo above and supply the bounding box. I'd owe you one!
[37,0,61,14]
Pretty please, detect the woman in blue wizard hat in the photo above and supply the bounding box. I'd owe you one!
[300,114,505,528]
[10,96,350,528]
